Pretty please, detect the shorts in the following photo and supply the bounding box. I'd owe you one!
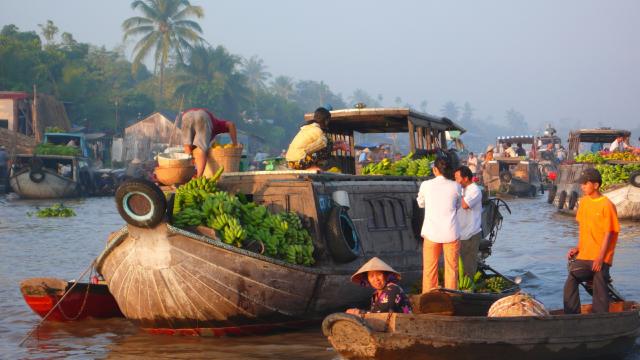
[181,110,212,151]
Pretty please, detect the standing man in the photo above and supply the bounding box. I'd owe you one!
[563,168,620,314]
[515,143,527,157]
[417,156,461,293]
[466,152,478,175]
[454,166,483,277]
[181,108,238,177]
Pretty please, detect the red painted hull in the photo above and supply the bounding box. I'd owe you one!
[20,278,123,321]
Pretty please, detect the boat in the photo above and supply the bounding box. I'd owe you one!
[93,108,512,335]
[322,301,640,360]
[482,135,543,197]
[548,128,640,220]
[9,132,96,199]
[535,124,563,189]
[20,277,123,321]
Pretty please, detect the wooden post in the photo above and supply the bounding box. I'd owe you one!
[440,131,447,150]
[408,120,416,153]
[417,127,424,150]
[32,85,41,143]
[426,129,432,150]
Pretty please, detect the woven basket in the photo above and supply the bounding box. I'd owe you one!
[203,146,242,178]
[157,152,192,168]
[488,293,549,317]
[154,165,195,186]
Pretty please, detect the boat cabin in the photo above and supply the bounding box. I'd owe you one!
[43,132,90,158]
[567,128,630,161]
[303,108,465,174]
[484,135,542,197]
[495,135,536,159]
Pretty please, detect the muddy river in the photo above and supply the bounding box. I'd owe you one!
[1,195,639,359]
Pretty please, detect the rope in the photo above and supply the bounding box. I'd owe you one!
[18,259,96,347]
[57,267,93,321]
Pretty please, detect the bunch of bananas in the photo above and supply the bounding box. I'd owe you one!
[485,276,508,292]
[602,151,640,162]
[596,164,640,190]
[362,153,435,177]
[221,216,246,247]
[173,208,205,228]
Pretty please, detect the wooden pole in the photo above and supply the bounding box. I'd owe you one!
[408,120,416,153]
[32,85,41,143]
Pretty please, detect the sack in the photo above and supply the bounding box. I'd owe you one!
[488,293,549,317]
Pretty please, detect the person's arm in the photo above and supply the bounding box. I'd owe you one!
[302,128,328,154]
[592,231,614,272]
[416,183,426,208]
[226,121,238,145]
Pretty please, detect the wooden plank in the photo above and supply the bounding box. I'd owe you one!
[408,121,416,153]
[417,127,424,150]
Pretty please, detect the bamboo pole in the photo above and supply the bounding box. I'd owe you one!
[32,85,41,143]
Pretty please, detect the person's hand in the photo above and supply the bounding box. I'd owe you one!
[592,257,604,272]
[345,308,361,315]
[566,247,579,260]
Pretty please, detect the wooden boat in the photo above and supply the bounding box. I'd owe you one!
[322,301,640,360]
[20,277,123,321]
[548,128,640,220]
[483,136,543,198]
[93,108,514,335]
[9,132,95,198]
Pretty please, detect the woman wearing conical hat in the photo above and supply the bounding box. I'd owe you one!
[345,257,412,315]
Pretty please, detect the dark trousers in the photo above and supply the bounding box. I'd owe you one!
[563,259,610,314]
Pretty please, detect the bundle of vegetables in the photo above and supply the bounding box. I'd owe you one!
[361,153,436,176]
[574,152,605,164]
[44,126,65,133]
[32,203,76,217]
[172,170,314,266]
[601,151,640,162]
[595,164,640,190]
[35,143,81,156]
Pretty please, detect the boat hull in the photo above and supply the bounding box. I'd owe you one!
[323,301,640,360]
[10,168,79,199]
[20,278,123,321]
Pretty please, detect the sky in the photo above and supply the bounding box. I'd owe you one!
[1,0,639,133]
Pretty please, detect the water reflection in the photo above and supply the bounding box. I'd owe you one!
[1,195,638,359]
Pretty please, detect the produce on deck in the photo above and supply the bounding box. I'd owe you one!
[362,153,436,176]
[171,170,315,266]
[35,143,81,156]
[595,164,640,190]
[574,151,640,164]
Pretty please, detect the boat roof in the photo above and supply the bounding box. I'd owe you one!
[497,135,535,144]
[303,108,466,134]
[571,128,630,143]
[15,154,84,160]
[44,132,85,138]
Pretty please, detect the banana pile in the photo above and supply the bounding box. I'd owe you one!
[362,153,435,177]
[171,169,314,266]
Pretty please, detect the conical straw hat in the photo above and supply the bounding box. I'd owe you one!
[351,257,400,284]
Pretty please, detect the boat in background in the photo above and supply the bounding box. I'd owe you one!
[20,277,123,321]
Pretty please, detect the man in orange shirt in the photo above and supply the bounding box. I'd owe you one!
[563,168,620,314]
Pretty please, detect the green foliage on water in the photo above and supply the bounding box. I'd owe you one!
[28,204,76,218]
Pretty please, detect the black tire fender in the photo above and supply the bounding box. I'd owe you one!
[115,179,166,228]
[29,168,45,183]
[547,185,557,204]
[499,171,512,183]
[557,190,567,210]
[567,191,579,210]
[325,206,360,263]
[630,171,640,188]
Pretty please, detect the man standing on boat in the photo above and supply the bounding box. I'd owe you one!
[417,157,461,293]
[454,165,483,277]
[563,168,620,314]
[285,107,347,171]
[181,108,239,177]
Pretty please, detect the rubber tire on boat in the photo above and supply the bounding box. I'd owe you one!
[29,168,45,183]
[115,179,166,228]
[557,190,567,209]
[547,185,557,204]
[567,191,579,210]
[630,171,640,188]
[325,206,361,263]
[499,171,512,183]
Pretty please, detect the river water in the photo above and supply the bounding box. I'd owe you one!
[1,194,639,359]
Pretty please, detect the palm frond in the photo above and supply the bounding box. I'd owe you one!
[173,19,203,33]
[123,25,156,40]
[173,5,204,20]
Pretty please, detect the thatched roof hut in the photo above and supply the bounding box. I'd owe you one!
[123,111,182,161]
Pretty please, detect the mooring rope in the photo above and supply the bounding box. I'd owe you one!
[18,258,96,347]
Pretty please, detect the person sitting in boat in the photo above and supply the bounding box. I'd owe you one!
[181,108,239,177]
[285,107,347,171]
[515,143,527,157]
[503,142,517,157]
[345,257,412,315]
[609,135,632,152]
[563,168,620,314]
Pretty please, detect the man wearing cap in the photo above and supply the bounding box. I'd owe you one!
[181,108,239,177]
[417,156,461,293]
[345,257,412,315]
[563,168,620,314]
[286,107,347,171]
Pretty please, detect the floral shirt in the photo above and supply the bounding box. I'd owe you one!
[369,283,412,314]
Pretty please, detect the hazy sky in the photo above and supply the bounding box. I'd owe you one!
[1,0,638,131]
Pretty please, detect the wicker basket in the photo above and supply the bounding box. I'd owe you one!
[154,165,195,186]
[203,146,242,178]
[157,152,192,168]
[488,293,549,317]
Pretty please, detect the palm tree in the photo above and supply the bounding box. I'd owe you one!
[122,0,205,98]
[271,75,294,100]
[242,55,271,92]
[440,101,460,120]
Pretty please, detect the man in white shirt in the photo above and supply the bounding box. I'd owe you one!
[466,152,478,175]
[417,157,461,293]
[454,166,483,277]
[609,135,632,152]
[503,142,517,157]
